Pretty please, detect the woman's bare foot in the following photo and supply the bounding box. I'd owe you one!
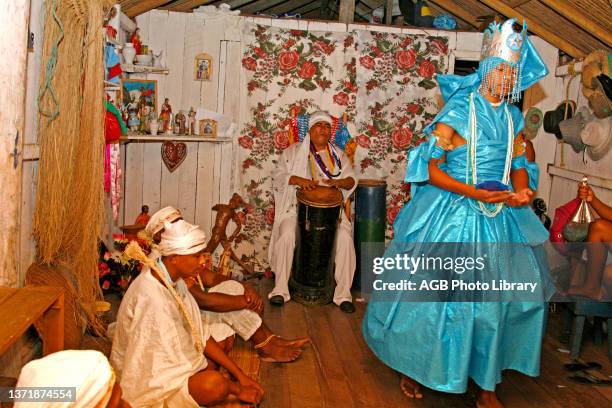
[476,390,503,408]
[257,337,303,363]
[400,375,423,399]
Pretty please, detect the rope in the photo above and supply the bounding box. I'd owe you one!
[37,0,64,124]
[560,63,578,168]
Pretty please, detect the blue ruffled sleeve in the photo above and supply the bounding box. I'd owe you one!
[511,155,539,191]
[405,136,445,195]
[508,104,538,190]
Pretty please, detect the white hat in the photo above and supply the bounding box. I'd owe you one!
[145,206,182,236]
[308,111,332,130]
[559,107,593,153]
[158,219,207,256]
[581,116,611,161]
[15,350,114,408]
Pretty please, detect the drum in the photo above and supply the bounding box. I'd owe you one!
[289,186,343,305]
[354,179,386,290]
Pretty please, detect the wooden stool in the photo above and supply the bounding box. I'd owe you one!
[564,301,612,361]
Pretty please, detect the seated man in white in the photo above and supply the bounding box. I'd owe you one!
[111,220,263,407]
[268,111,357,313]
[144,207,309,363]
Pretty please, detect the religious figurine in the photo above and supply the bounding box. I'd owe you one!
[139,105,151,133]
[204,193,254,275]
[159,98,172,132]
[134,205,150,226]
[126,98,140,132]
[188,107,196,135]
[175,110,186,135]
[130,28,142,55]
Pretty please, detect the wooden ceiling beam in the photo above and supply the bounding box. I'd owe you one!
[478,0,585,58]
[294,1,322,16]
[122,0,169,17]
[428,0,481,28]
[339,0,356,23]
[539,0,612,48]
[162,0,216,12]
[267,0,315,15]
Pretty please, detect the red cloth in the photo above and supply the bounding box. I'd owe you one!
[105,110,122,143]
[549,198,581,255]
[108,63,122,80]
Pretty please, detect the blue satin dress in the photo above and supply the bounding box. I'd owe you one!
[362,91,554,393]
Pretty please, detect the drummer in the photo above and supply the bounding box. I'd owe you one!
[268,110,358,313]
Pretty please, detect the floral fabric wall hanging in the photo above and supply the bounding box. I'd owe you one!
[236,22,449,269]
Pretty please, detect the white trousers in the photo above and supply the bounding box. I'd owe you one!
[269,214,356,305]
[200,280,262,342]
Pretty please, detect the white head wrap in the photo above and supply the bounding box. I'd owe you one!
[158,219,207,256]
[145,206,182,236]
[308,111,332,130]
[15,350,114,408]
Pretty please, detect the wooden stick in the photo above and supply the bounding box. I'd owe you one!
[539,0,612,48]
[478,0,585,58]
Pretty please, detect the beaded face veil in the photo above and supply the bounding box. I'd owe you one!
[479,19,527,103]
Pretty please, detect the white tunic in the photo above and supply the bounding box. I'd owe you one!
[110,269,209,408]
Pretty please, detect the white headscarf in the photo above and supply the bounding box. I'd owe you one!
[308,110,332,130]
[158,219,207,256]
[15,350,114,408]
[145,206,182,236]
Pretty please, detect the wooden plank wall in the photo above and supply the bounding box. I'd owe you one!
[118,10,239,238]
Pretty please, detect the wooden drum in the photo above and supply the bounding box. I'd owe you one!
[289,186,343,305]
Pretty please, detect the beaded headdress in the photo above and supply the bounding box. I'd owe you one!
[479,19,528,103]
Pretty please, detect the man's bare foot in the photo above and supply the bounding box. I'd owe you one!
[275,336,310,348]
[567,285,603,300]
[400,376,423,399]
[257,339,303,363]
[476,390,503,408]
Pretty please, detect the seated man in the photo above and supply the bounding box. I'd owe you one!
[15,350,130,408]
[145,207,309,363]
[268,111,357,313]
[111,220,264,407]
[567,183,612,300]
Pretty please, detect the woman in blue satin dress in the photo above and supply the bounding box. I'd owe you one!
[362,20,554,408]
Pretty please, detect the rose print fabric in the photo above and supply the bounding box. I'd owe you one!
[236,22,449,268]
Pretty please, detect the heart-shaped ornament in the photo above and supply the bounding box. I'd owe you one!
[161,141,187,172]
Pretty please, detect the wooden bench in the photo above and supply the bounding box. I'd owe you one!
[0,286,64,357]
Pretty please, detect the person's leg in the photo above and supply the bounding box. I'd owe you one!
[399,375,423,399]
[476,389,504,408]
[208,280,308,362]
[332,222,356,308]
[568,219,612,299]
[188,370,230,406]
[268,216,297,303]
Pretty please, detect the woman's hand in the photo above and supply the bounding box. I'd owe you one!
[322,177,354,190]
[578,184,594,202]
[243,284,263,314]
[290,176,318,190]
[506,188,533,207]
[470,189,512,204]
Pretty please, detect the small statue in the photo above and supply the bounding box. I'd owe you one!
[204,193,254,275]
[139,105,151,132]
[188,107,196,135]
[134,205,150,226]
[126,98,140,132]
[130,28,142,55]
[175,110,186,135]
[159,98,172,132]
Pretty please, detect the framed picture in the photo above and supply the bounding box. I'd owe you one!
[194,53,213,81]
[199,119,217,138]
[120,78,157,114]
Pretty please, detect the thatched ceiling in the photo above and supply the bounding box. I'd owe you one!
[118,0,611,58]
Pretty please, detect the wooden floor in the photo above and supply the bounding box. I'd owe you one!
[254,279,612,408]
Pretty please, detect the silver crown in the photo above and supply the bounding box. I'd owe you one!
[480,19,526,65]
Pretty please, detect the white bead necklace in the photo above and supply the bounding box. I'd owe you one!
[466,92,514,217]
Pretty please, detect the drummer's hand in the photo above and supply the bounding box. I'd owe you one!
[295,177,318,190]
[322,179,342,189]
